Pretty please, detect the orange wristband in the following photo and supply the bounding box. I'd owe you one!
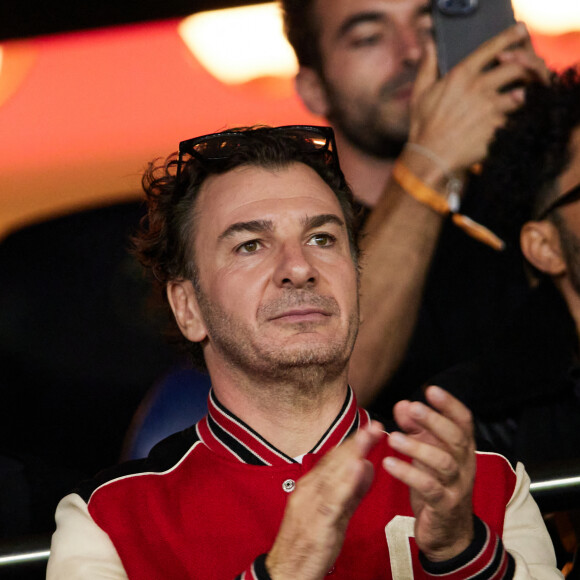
[392,161,505,251]
[392,161,451,216]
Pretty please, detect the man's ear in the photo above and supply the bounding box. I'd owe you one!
[167,280,207,343]
[295,66,329,118]
[520,221,567,276]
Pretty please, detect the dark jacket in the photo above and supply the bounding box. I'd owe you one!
[431,280,580,467]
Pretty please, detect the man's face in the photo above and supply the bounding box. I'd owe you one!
[313,0,433,157]
[188,162,359,384]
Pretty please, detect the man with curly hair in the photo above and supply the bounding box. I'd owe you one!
[429,68,580,465]
[46,126,560,579]
[280,0,550,414]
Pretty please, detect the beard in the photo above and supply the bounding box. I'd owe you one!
[195,287,359,391]
[321,67,418,159]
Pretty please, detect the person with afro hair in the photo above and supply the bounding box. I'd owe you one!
[431,67,580,467]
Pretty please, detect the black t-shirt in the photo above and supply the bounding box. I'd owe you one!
[358,177,530,419]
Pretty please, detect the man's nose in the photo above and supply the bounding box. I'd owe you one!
[273,243,319,289]
[395,26,425,66]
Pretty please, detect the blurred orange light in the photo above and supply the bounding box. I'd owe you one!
[178,3,297,85]
[514,0,580,34]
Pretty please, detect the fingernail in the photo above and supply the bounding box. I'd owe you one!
[383,457,397,471]
[356,429,369,443]
[427,385,446,402]
[411,403,426,418]
[511,88,525,103]
[389,432,406,448]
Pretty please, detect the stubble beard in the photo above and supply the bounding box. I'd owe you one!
[321,67,418,160]
[195,287,359,399]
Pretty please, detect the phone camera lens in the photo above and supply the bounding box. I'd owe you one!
[439,0,477,14]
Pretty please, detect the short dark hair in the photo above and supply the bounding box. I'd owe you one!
[281,0,323,71]
[133,126,360,370]
[480,67,580,252]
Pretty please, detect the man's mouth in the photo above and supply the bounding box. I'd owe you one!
[259,292,340,324]
[380,69,418,102]
[268,308,331,323]
[392,84,413,101]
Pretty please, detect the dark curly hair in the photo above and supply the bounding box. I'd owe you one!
[281,0,323,71]
[132,126,360,370]
[480,67,580,254]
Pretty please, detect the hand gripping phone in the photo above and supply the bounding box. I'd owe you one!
[432,0,517,75]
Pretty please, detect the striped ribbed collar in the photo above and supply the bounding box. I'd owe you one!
[195,386,370,466]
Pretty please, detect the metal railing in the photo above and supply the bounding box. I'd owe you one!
[529,459,580,513]
[0,534,52,579]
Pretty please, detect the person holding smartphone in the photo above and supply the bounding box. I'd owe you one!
[281,0,549,416]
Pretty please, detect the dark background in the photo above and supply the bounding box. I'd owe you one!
[0,0,269,41]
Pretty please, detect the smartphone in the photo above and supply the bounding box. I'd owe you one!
[432,0,516,75]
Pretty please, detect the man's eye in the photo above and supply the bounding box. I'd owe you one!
[350,33,382,48]
[307,233,335,247]
[237,240,262,254]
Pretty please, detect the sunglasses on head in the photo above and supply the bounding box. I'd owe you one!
[536,183,580,221]
[177,125,339,179]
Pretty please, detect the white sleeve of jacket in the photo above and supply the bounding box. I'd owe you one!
[504,462,564,580]
[46,493,127,580]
